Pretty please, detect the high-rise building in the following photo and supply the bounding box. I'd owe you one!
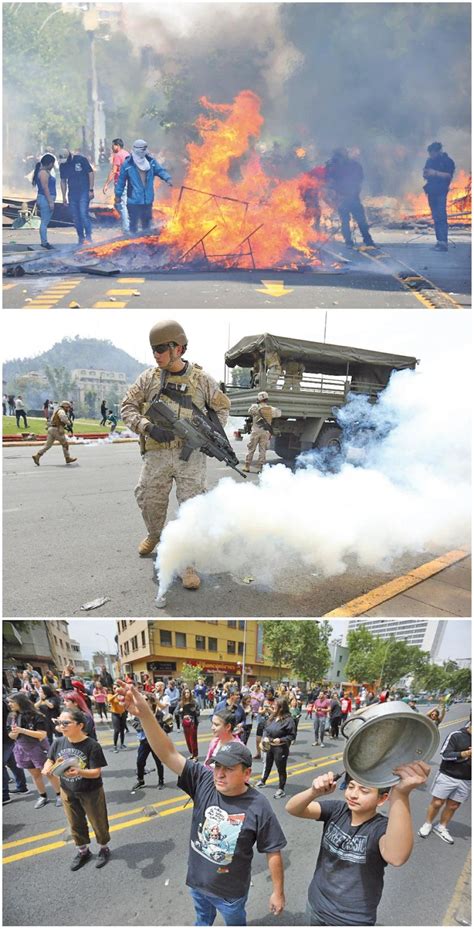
[347,620,447,661]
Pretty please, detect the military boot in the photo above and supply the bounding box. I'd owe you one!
[242,464,250,472]
[65,457,77,464]
[181,567,201,590]
[32,454,40,466]
[138,535,160,556]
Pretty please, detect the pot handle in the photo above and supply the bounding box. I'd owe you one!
[341,713,367,739]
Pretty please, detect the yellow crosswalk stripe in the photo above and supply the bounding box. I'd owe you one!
[93,301,128,308]
[106,289,138,295]
[2,283,18,290]
[117,278,145,283]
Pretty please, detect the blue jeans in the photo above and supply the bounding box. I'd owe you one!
[37,193,54,245]
[115,188,130,233]
[70,191,92,242]
[427,190,448,243]
[189,887,248,926]
[313,717,326,744]
[3,743,27,801]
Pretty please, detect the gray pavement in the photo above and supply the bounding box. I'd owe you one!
[3,227,470,309]
[3,705,471,926]
[364,556,472,617]
[2,442,461,618]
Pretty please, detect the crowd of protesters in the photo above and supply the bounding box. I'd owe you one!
[3,662,470,922]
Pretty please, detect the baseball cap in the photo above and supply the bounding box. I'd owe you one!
[212,742,252,768]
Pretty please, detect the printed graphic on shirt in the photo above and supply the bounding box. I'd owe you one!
[323,821,369,864]
[192,805,246,866]
[54,746,88,782]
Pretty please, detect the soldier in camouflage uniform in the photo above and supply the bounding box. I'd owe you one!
[121,320,230,589]
[32,401,77,466]
[243,391,281,472]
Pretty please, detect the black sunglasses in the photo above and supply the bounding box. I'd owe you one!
[152,343,175,354]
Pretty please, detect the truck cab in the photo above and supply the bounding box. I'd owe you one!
[225,333,417,459]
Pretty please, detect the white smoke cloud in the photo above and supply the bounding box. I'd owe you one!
[155,354,471,600]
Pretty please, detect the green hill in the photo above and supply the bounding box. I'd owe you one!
[4,336,146,382]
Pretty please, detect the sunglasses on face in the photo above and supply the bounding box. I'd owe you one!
[152,343,173,355]
[54,719,73,727]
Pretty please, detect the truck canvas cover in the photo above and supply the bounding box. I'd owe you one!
[225,333,418,386]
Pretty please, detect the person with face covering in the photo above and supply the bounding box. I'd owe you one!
[114,139,173,235]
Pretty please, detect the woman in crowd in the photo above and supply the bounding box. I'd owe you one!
[329,691,342,739]
[289,695,302,736]
[131,694,165,790]
[92,683,108,721]
[254,688,276,760]
[7,692,60,808]
[35,685,61,744]
[107,685,128,751]
[256,697,296,799]
[32,153,56,249]
[240,693,254,745]
[204,708,241,767]
[178,686,200,761]
[64,692,97,740]
[426,703,447,727]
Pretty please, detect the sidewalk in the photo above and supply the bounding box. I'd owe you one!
[362,554,471,617]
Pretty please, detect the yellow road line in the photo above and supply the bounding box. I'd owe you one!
[3,283,18,290]
[117,277,145,283]
[4,841,67,864]
[106,289,139,295]
[93,301,128,308]
[358,247,462,309]
[324,548,470,616]
[442,849,471,925]
[3,828,66,850]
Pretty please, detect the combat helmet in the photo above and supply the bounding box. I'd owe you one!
[60,400,72,409]
[257,391,269,402]
[149,320,188,349]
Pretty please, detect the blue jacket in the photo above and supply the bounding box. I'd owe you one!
[115,154,171,205]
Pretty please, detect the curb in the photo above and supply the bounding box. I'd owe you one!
[323,548,470,617]
[3,438,138,447]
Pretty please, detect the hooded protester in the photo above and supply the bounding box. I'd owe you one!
[114,139,173,235]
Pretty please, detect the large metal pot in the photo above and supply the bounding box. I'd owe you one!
[342,700,439,788]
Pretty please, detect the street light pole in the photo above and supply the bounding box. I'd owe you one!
[95,632,112,674]
[241,621,247,687]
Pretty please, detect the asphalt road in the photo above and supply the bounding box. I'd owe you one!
[2,442,449,618]
[3,228,470,309]
[3,706,471,926]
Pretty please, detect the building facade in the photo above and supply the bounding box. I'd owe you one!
[324,640,349,685]
[347,620,447,661]
[116,621,290,685]
[3,620,77,684]
[71,368,129,407]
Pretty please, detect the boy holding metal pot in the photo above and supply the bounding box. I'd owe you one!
[286,761,430,925]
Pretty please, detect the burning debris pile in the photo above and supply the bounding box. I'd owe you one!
[371,171,472,230]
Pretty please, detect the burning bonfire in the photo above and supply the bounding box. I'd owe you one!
[79,91,344,273]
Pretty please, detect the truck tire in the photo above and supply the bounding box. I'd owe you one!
[274,434,300,460]
[313,424,342,451]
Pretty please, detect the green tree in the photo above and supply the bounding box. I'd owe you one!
[289,620,331,685]
[413,663,448,694]
[230,366,252,388]
[43,364,76,402]
[84,390,98,418]
[263,622,296,679]
[180,663,205,687]
[345,625,380,684]
[445,667,471,698]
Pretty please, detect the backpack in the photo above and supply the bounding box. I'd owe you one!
[341,698,349,713]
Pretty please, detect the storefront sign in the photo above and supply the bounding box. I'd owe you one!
[147,661,177,672]
[186,659,239,673]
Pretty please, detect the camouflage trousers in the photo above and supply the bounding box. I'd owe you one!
[135,447,207,537]
[36,427,70,460]
[245,427,271,466]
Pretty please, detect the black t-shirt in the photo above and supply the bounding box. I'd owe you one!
[177,760,287,899]
[423,152,455,194]
[48,736,107,794]
[439,728,471,780]
[308,799,388,926]
[60,155,93,199]
[37,697,61,738]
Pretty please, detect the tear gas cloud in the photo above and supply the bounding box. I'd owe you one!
[155,354,471,598]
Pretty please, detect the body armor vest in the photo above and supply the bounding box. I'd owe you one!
[50,408,68,430]
[143,364,201,451]
[256,403,273,425]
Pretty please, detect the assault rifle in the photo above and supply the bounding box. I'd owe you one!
[146,396,247,479]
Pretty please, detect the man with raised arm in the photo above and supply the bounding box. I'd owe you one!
[116,681,286,926]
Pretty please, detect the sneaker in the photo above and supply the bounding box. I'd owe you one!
[320,743,325,748]
[433,824,454,844]
[40,242,54,250]
[113,748,119,754]
[70,848,92,871]
[274,789,286,799]
[55,795,63,807]
[418,822,433,838]
[34,796,49,809]
[433,242,448,252]
[253,754,262,760]
[3,798,13,805]
[120,744,126,750]
[255,780,266,788]
[132,780,145,791]
[158,782,164,790]
[312,741,320,746]
[95,847,111,869]
[11,787,30,794]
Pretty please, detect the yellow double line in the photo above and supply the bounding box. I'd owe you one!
[93,277,144,308]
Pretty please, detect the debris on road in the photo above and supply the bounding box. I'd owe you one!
[80,596,111,611]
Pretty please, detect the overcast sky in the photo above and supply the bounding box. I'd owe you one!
[3,308,471,385]
[68,618,471,663]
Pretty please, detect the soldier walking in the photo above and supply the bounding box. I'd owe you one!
[32,401,77,466]
[121,320,230,589]
[243,391,281,472]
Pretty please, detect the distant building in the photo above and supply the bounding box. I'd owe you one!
[71,368,129,406]
[92,651,116,678]
[3,621,54,684]
[46,621,76,672]
[70,639,91,676]
[324,640,349,685]
[347,620,447,661]
[116,620,292,686]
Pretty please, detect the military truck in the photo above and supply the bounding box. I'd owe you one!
[225,333,418,459]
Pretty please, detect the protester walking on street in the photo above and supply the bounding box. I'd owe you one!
[93,684,109,721]
[329,692,342,739]
[32,153,57,249]
[131,694,165,790]
[286,761,431,925]
[107,685,128,752]
[324,147,375,248]
[312,690,331,747]
[256,698,296,799]
[423,141,456,251]
[418,717,471,844]
[103,138,130,234]
[43,707,111,870]
[117,681,287,926]
[59,147,94,245]
[179,687,200,761]
[15,396,28,429]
